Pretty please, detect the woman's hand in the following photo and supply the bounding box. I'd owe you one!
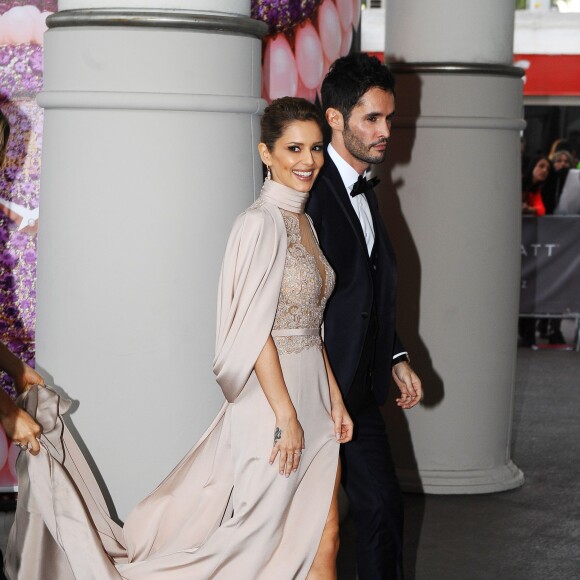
[269,413,305,477]
[0,407,42,455]
[13,362,45,395]
[0,343,45,396]
[522,202,538,215]
[331,399,354,443]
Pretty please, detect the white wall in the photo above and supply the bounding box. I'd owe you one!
[362,7,580,55]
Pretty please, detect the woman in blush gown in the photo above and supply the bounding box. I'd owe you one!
[5,97,353,580]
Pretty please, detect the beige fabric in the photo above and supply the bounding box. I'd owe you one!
[5,179,339,579]
[272,210,335,356]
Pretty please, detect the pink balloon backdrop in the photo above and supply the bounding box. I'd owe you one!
[252,0,361,103]
[0,0,56,490]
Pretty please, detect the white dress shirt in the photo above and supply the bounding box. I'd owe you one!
[326,144,408,363]
[327,144,375,256]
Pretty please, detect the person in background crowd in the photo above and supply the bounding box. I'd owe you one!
[521,155,551,216]
[519,155,554,347]
[540,157,570,345]
[549,138,579,169]
[550,149,574,172]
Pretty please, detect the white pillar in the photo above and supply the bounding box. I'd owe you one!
[379,0,524,493]
[35,2,266,518]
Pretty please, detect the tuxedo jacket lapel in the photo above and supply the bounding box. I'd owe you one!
[307,152,402,405]
[320,156,369,257]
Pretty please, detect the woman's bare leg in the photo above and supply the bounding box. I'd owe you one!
[307,462,341,579]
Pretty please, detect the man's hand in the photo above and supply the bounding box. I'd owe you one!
[392,361,422,409]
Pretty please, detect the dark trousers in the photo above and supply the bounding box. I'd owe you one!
[341,403,404,580]
[342,302,404,579]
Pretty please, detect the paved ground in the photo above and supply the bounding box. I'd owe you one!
[337,321,580,580]
[1,321,579,579]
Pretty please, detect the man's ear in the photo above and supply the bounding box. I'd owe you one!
[325,108,344,132]
[258,142,271,167]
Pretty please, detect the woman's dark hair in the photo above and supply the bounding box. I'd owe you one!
[522,155,551,194]
[522,154,565,213]
[0,109,10,168]
[321,53,396,123]
[260,97,324,150]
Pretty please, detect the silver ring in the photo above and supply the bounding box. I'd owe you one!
[18,443,27,450]
[294,450,302,455]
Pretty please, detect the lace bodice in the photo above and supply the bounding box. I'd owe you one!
[272,210,335,355]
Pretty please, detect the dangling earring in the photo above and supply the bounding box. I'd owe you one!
[266,166,271,180]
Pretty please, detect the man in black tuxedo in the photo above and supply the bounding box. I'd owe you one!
[306,53,422,579]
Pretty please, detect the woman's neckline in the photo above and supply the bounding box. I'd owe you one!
[260,179,309,214]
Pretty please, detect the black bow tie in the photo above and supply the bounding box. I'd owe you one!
[350,175,380,197]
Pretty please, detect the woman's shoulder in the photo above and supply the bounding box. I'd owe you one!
[236,198,282,226]
[228,198,283,245]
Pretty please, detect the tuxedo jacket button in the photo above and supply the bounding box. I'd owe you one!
[361,312,368,318]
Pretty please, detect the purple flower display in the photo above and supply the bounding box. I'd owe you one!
[9,232,27,249]
[22,249,36,264]
[0,274,14,289]
[28,50,43,73]
[251,0,321,34]
[0,45,44,100]
[0,24,45,401]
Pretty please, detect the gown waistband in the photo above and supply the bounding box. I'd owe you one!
[271,328,319,337]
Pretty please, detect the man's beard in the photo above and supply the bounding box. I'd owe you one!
[343,124,387,166]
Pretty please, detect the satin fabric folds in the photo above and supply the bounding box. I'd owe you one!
[5,182,339,579]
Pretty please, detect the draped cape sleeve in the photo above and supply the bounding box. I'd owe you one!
[213,202,287,402]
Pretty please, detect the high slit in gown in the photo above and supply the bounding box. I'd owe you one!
[5,178,340,579]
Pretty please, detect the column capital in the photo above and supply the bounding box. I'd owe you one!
[47,9,267,38]
[58,1,250,14]
[387,62,525,78]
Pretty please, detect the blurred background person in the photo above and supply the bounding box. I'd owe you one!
[549,138,579,169]
[519,155,553,347]
[550,149,574,172]
[521,155,551,216]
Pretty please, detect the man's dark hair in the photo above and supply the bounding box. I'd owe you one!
[321,53,396,123]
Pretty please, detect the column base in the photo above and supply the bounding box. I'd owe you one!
[398,461,524,495]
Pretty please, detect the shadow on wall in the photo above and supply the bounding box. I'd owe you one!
[374,59,447,472]
[372,61,443,580]
[34,365,123,525]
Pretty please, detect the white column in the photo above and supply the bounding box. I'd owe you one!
[35,2,266,518]
[379,0,524,493]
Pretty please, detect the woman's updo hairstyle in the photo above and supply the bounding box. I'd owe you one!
[260,97,324,151]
